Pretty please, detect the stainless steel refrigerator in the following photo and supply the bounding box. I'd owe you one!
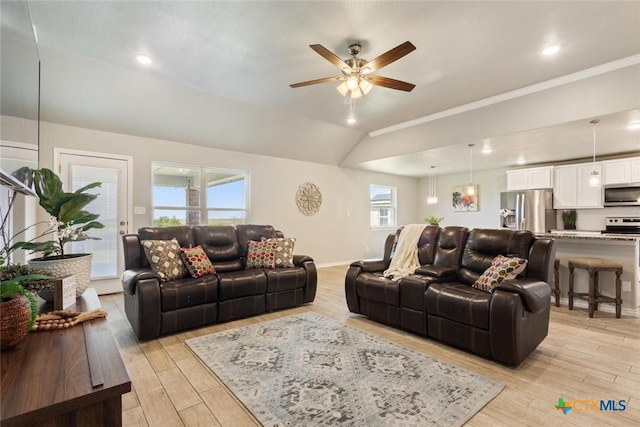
[499,189,556,233]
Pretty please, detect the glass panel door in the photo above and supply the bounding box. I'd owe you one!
[59,152,129,293]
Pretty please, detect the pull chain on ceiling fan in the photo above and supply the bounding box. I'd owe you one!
[290,41,417,99]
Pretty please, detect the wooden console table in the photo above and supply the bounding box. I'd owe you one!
[1,288,131,426]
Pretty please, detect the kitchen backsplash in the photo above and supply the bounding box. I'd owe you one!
[556,207,640,231]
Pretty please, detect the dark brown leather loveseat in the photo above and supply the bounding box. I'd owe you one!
[121,224,317,340]
[345,226,556,366]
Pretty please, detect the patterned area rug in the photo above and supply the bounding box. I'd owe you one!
[185,312,504,426]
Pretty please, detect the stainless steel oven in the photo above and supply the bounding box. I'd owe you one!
[601,217,640,234]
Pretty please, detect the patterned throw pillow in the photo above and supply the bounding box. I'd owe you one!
[472,255,528,293]
[262,237,296,268]
[141,238,188,282]
[179,245,216,278]
[246,240,277,269]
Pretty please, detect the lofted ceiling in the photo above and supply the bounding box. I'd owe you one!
[2,1,640,177]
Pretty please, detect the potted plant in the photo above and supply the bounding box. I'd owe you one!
[562,209,577,230]
[0,271,48,350]
[0,263,55,298]
[9,167,104,297]
[424,215,444,226]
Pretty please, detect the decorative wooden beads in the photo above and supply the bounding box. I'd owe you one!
[31,308,108,331]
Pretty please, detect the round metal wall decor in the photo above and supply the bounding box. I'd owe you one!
[296,182,322,216]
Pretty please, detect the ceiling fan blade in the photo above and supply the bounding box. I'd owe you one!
[364,41,416,73]
[367,75,416,92]
[289,76,341,88]
[309,44,351,70]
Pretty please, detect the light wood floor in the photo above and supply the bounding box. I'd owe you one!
[100,265,640,427]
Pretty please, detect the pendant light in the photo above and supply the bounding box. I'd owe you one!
[589,119,600,187]
[427,166,438,204]
[466,143,476,196]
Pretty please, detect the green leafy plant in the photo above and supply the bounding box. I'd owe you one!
[562,210,577,229]
[0,273,50,331]
[8,167,105,258]
[0,264,54,293]
[424,215,444,226]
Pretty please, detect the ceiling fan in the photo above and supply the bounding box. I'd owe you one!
[290,41,416,99]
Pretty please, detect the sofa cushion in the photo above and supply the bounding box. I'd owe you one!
[160,274,218,311]
[192,225,242,272]
[459,229,533,285]
[180,245,216,278]
[236,224,277,256]
[246,240,277,269]
[218,269,267,300]
[264,267,306,292]
[425,282,491,330]
[472,255,528,293]
[263,237,296,268]
[141,238,188,282]
[355,273,400,306]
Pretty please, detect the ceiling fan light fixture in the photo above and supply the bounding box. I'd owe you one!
[346,76,359,90]
[336,81,349,96]
[350,87,363,99]
[360,79,373,95]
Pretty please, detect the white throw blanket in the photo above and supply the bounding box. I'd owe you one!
[383,224,427,280]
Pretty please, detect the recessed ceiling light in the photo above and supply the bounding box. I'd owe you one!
[542,45,560,56]
[135,54,152,65]
[628,122,640,130]
[516,157,526,165]
[481,147,492,154]
[346,116,356,125]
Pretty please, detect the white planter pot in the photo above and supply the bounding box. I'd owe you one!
[28,254,92,298]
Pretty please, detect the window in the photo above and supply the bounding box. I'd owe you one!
[370,184,396,228]
[152,162,248,226]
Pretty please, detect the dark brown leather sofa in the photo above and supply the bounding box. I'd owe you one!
[345,227,556,366]
[121,224,317,340]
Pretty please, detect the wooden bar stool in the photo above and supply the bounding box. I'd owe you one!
[568,257,622,318]
[552,258,561,307]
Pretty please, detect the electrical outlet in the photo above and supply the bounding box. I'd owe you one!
[622,281,631,292]
[133,206,146,215]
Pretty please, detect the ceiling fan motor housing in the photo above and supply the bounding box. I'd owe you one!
[347,43,362,56]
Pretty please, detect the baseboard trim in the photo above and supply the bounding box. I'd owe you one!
[555,297,639,318]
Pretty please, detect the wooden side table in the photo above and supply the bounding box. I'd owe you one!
[1,288,131,426]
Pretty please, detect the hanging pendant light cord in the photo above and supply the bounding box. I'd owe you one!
[591,119,598,164]
[468,143,474,183]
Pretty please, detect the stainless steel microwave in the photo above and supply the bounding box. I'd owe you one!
[604,186,640,206]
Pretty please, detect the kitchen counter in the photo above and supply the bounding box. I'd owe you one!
[537,230,640,241]
[540,232,640,317]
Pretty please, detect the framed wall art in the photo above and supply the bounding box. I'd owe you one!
[452,185,478,212]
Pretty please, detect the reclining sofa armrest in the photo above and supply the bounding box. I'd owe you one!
[121,268,159,295]
[414,265,457,279]
[293,254,317,303]
[293,254,313,266]
[493,277,551,314]
[350,259,389,272]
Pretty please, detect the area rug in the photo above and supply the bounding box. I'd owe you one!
[185,312,504,426]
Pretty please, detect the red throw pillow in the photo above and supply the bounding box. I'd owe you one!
[179,245,215,278]
[246,240,277,269]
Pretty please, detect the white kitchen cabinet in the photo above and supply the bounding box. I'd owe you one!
[603,159,631,185]
[602,157,640,185]
[553,163,602,208]
[506,166,554,190]
[630,159,640,183]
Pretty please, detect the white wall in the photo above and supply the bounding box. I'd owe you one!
[417,168,507,229]
[34,120,418,265]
